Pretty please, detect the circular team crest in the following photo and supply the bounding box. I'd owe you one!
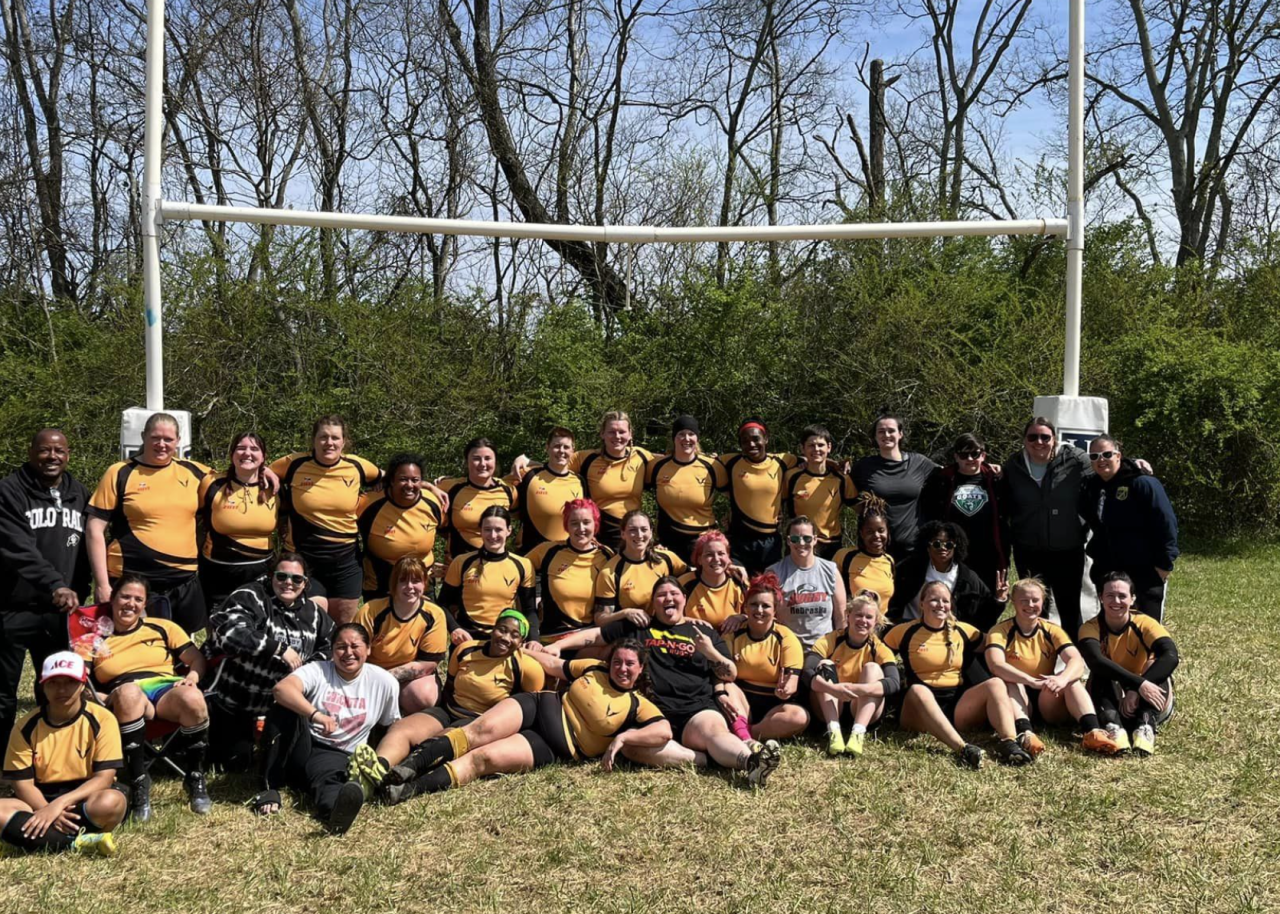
[952,483,988,517]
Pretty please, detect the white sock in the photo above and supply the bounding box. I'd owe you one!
[852,723,867,735]
[827,721,841,735]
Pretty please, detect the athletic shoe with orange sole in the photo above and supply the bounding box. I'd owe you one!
[1082,727,1123,755]
[1017,730,1046,758]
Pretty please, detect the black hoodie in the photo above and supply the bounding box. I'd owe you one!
[0,463,91,612]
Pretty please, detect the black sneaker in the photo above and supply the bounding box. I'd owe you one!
[745,739,782,789]
[129,774,153,822]
[327,781,365,835]
[185,770,212,815]
[383,739,448,786]
[956,743,984,770]
[997,738,1034,766]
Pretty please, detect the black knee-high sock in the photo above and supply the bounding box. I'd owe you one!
[1014,717,1032,735]
[1079,713,1100,732]
[2,813,77,852]
[176,721,209,773]
[119,717,147,782]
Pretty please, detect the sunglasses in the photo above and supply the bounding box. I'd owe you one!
[1088,451,1118,461]
[788,534,815,545]
[929,540,955,551]
[1025,433,1052,444]
[956,450,984,460]
[274,572,306,585]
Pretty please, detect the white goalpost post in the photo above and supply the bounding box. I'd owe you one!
[133,0,1101,449]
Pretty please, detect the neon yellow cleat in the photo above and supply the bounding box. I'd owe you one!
[826,730,846,756]
[72,831,117,858]
[844,731,865,757]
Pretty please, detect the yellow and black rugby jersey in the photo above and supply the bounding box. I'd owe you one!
[357,490,446,596]
[515,467,584,551]
[441,550,537,635]
[438,476,517,559]
[716,452,798,534]
[883,619,982,690]
[199,473,279,564]
[724,623,805,694]
[560,659,664,759]
[445,640,546,717]
[1078,613,1173,677]
[89,616,194,691]
[647,454,727,535]
[356,597,449,669]
[526,540,613,638]
[569,447,653,524]
[678,570,746,627]
[833,547,896,608]
[3,699,122,794]
[985,618,1073,678]
[270,452,381,557]
[594,548,688,612]
[809,630,897,684]
[784,466,858,543]
[89,458,210,583]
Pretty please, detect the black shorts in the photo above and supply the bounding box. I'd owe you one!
[119,573,206,633]
[815,540,842,561]
[928,686,963,723]
[597,515,624,553]
[514,691,574,763]
[40,784,117,832]
[300,547,362,600]
[199,558,271,614]
[729,531,782,577]
[656,523,705,566]
[664,701,720,744]
[418,706,478,729]
[744,689,788,722]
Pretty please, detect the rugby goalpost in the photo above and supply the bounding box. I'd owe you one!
[134,0,1102,450]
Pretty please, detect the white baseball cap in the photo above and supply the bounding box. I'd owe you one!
[40,651,88,684]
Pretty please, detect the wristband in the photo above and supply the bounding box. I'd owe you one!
[308,709,320,722]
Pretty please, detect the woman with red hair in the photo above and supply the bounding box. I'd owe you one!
[679,530,747,629]
[524,499,614,646]
[716,573,809,741]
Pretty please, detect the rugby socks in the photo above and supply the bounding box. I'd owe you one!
[445,728,471,759]
[177,721,210,772]
[730,717,752,742]
[1078,713,1100,732]
[2,812,76,852]
[1014,717,1032,736]
[119,717,147,782]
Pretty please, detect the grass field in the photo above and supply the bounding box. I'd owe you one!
[3,543,1279,914]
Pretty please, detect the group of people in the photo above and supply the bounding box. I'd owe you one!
[0,408,1181,852]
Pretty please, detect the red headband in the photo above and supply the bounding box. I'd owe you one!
[739,421,766,435]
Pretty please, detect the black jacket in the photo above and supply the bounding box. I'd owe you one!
[0,464,91,612]
[1000,444,1091,553]
[1080,459,1179,576]
[889,553,1005,631]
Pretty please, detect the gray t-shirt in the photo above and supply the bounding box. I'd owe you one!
[290,660,401,753]
[768,555,840,648]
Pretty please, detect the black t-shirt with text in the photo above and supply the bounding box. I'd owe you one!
[599,617,726,720]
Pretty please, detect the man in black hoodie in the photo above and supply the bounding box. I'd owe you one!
[0,429,91,741]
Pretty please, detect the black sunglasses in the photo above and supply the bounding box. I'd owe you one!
[1088,451,1118,461]
[788,534,815,545]
[274,572,307,585]
[1025,433,1052,444]
[956,450,984,460]
[929,540,955,551]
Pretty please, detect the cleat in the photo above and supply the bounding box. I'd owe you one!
[327,781,365,835]
[844,731,865,757]
[184,771,212,815]
[826,730,846,757]
[72,831,117,858]
[1106,723,1131,753]
[347,744,387,801]
[745,739,782,789]
[997,738,1034,766]
[1082,728,1123,755]
[128,774,152,823]
[957,743,984,770]
[1017,730,1046,758]
[1132,724,1155,757]
[380,778,420,806]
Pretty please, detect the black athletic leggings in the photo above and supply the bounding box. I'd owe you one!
[512,691,575,765]
[260,704,351,818]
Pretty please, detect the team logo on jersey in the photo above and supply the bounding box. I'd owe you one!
[952,483,988,517]
[384,525,397,537]
[67,533,80,548]
[535,486,549,495]
[342,479,355,488]
[504,575,516,588]
[178,478,190,488]
[137,482,149,491]
[224,498,237,509]
[554,562,573,575]
[1116,486,1129,501]
[300,476,315,486]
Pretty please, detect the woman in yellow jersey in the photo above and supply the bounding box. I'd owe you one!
[594,510,687,626]
[88,574,211,820]
[372,610,546,792]
[525,498,613,645]
[1077,572,1179,756]
[716,418,797,575]
[514,427,585,552]
[807,590,898,757]
[679,530,746,629]
[440,506,538,644]
[647,415,726,563]
[833,494,897,608]
[356,557,449,713]
[985,578,1121,758]
[438,437,518,560]
[198,432,280,611]
[1,651,125,857]
[883,580,1031,769]
[569,411,654,551]
[717,573,808,741]
[379,637,670,801]
[87,412,213,633]
[271,416,383,624]
[783,424,858,560]
[357,453,447,600]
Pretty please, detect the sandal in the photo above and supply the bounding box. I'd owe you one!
[250,789,282,816]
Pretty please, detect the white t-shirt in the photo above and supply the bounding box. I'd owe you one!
[290,661,401,753]
[906,563,960,621]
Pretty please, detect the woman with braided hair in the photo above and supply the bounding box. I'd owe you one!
[882,580,1032,769]
[832,494,897,608]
